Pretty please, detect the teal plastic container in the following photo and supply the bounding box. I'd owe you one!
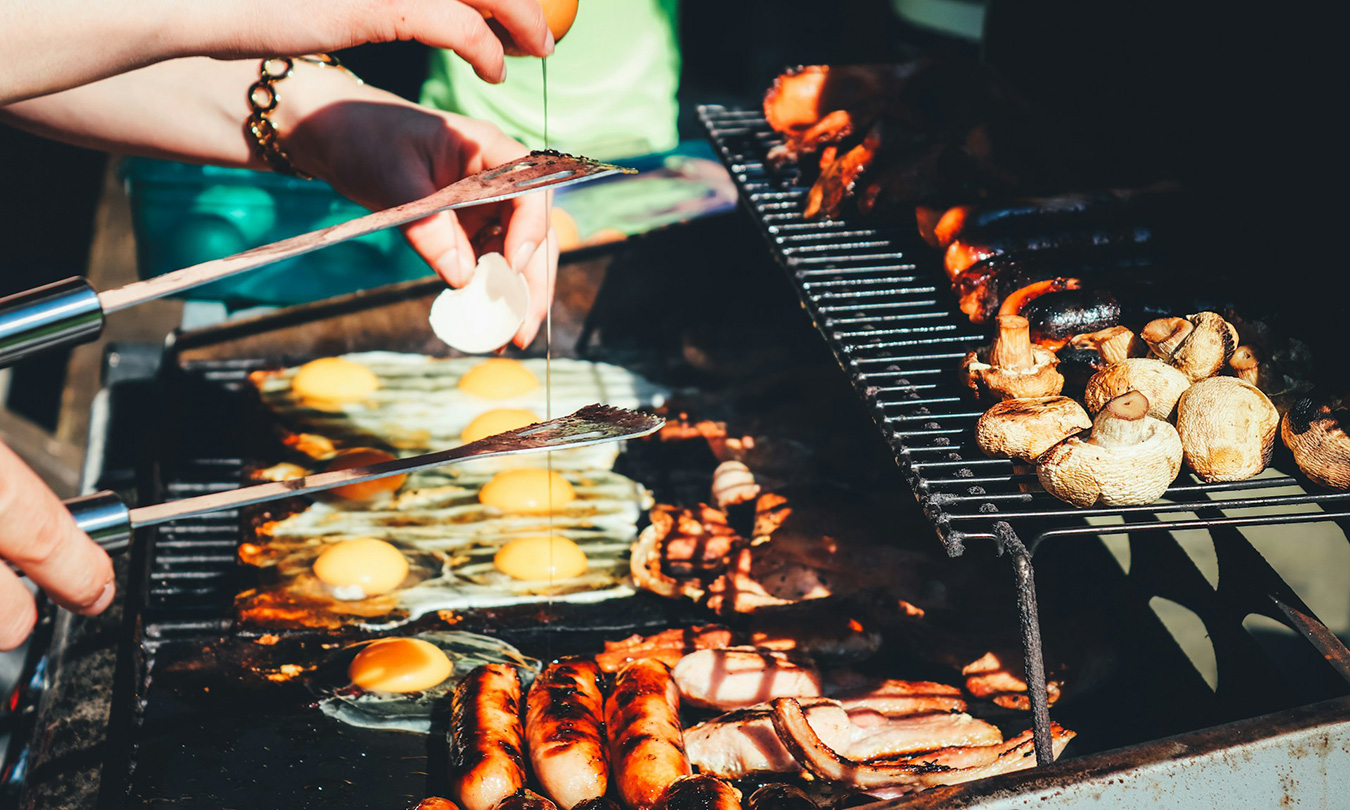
[120,158,432,307]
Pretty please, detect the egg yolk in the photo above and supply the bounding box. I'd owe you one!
[324,447,406,501]
[348,637,453,693]
[313,538,410,598]
[461,408,539,443]
[479,468,576,513]
[292,357,379,407]
[458,358,539,400]
[494,535,588,581]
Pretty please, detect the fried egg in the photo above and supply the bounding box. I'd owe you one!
[323,447,407,501]
[495,534,588,580]
[251,352,667,472]
[313,631,540,732]
[238,470,650,631]
[479,469,576,513]
[312,538,410,599]
[290,357,379,409]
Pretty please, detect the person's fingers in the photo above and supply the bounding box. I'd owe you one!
[404,209,477,287]
[395,1,508,83]
[514,224,559,349]
[502,189,551,280]
[460,0,553,57]
[0,444,114,617]
[0,566,38,651]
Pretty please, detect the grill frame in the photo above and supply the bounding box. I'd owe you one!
[697,102,1350,769]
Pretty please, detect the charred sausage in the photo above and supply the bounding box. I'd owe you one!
[494,791,559,810]
[449,664,527,810]
[746,783,817,810]
[930,184,1182,249]
[605,659,691,809]
[944,225,1157,280]
[525,659,608,809]
[652,775,742,810]
[954,250,1158,324]
[1019,289,1121,350]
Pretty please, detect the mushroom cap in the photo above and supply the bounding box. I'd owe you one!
[1083,358,1191,419]
[977,396,1092,461]
[1175,376,1279,482]
[1281,395,1350,490]
[961,344,1064,401]
[1037,417,1182,507]
[1141,311,1239,382]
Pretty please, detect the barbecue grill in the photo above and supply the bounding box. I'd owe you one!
[5,105,1350,809]
[696,102,1350,805]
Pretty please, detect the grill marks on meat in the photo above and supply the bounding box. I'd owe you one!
[449,665,527,810]
[672,647,823,711]
[525,660,608,809]
[768,698,1073,789]
[684,697,1002,780]
[805,122,884,221]
[596,625,737,673]
[605,660,691,809]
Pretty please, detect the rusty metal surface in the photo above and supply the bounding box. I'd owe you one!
[867,696,1350,809]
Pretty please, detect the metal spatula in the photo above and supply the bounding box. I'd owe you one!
[0,152,631,368]
[60,404,664,555]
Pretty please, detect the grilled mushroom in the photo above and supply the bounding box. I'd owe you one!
[1175,376,1279,482]
[1059,326,1145,399]
[976,396,1092,462]
[1281,394,1350,490]
[1083,358,1191,420]
[1037,390,1183,507]
[1140,311,1239,382]
[960,315,1063,401]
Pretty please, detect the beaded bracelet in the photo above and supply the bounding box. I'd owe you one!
[245,54,362,179]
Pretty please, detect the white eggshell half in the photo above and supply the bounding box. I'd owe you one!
[429,252,530,354]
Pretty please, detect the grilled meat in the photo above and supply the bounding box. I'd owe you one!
[652,775,742,810]
[768,698,1073,789]
[1020,289,1120,350]
[596,625,737,673]
[928,184,1182,249]
[605,660,691,810]
[685,697,1002,780]
[746,783,817,810]
[449,665,527,810]
[525,660,608,809]
[672,647,823,711]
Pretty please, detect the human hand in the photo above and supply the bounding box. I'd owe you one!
[283,73,556,349]
[0,442,115,650]
[1,0,553,105]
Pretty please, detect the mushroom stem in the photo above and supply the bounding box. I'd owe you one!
[991,315,1034,371]
[1097,327,1139,365]
[1091,390,1152,448]
[1141,317,1193,357]
[1230,346,1260,386]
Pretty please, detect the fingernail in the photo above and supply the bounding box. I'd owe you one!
[544,28,556,55]
[515,320,540,349]
[87,581,115,615]
[498,63,508,82]
[459,248,477,281]
[512,241,537,273]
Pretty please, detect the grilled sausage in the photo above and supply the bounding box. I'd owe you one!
[449,664,526,810]
[930,184,1182,249]
[746,783,817,810]
[953,249,1158,324]
[571,799,624,810]
[605,659,691,809]
[1020,289,1121,351]
[652,775,742,810]
[944,225,1157,281]
[495,791,558,810]
[525,659,608,809]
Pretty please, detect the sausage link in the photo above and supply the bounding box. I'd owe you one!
[449,664,526,810]
[653,775,742,810]
[526,659,609,809]
[605,659,691,810]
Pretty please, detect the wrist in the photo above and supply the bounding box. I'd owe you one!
[251,56,373,180]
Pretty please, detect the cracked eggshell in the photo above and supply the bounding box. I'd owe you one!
[1176,376,1278,482]
[1083,358,1191,419]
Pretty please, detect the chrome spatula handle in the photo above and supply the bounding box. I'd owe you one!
[64,491,133,553]
[0,277,104,368]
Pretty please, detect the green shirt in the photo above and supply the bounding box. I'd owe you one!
[421,0,681,161]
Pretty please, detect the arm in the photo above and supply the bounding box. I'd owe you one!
[0,0,553,104]
[0,442,114,650]
[1,56,554,346]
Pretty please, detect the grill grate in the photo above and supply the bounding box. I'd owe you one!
[696,104,1350,555]
[698,102,1350,767]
